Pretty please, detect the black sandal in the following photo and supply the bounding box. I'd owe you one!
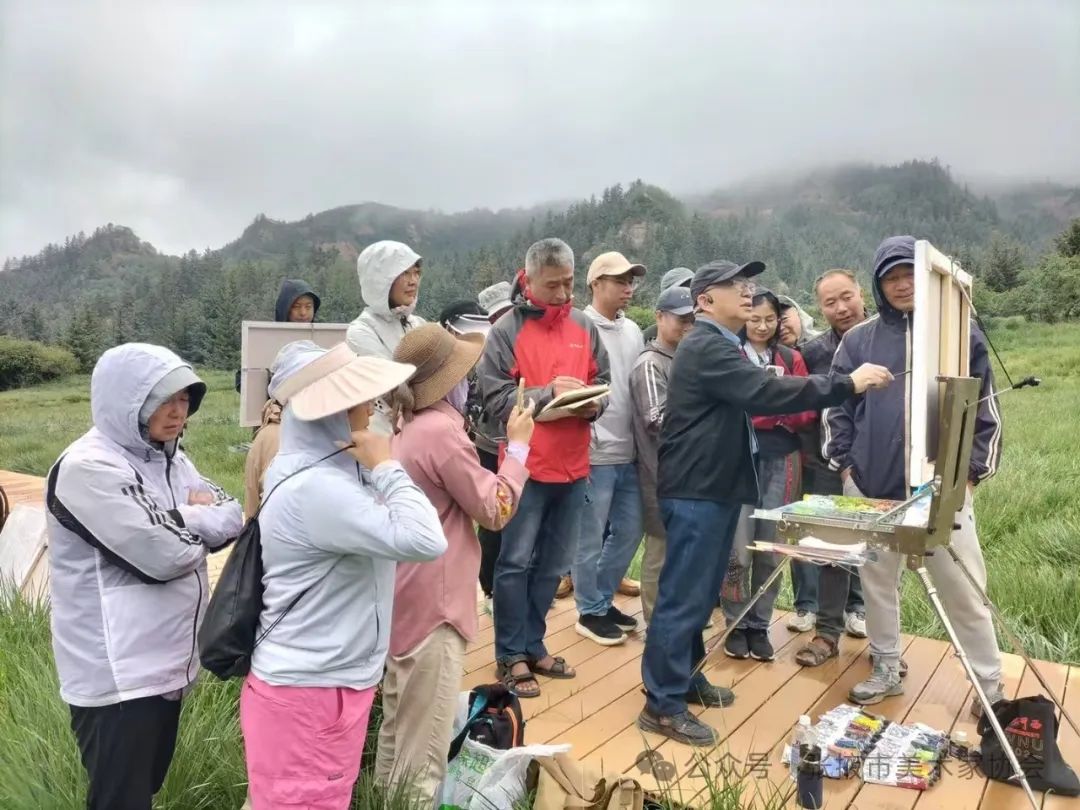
[528,655,576,679]
[497,660,541,698]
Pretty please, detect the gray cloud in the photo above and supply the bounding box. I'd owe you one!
[2,0,1078,257]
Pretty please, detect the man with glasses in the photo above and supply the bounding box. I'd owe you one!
[638,259,894,746]
[573,252,648,646]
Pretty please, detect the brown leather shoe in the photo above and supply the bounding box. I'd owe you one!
[617,577,641,597]
[555,575,573,599]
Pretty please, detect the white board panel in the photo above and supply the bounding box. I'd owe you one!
[910,240,973,488]
[0,504,47,593]
[239,321,349,427]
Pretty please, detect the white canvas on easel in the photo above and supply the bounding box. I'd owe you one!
[909,240,973,489]
[239,321,349,427]
[0,504,47,596]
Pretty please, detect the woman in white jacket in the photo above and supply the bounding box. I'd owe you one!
[240,342,447,810]
[47,343,243,810]
[346,240,427,435]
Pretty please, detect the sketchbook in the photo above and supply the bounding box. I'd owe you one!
[534,385,611,423]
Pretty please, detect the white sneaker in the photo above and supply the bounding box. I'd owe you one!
[484,596,493,616]
[787,610,816,633]
[845,611,867,638]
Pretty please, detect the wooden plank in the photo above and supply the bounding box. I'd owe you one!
[464,590,616,655]
[913,650,1026,810]
[1044,665,1080,810]
[980,658,1069,810]
[0,471,46,506]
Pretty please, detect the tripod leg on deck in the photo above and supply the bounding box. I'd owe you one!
[945,543,1080,740]
[914,564,1040,810]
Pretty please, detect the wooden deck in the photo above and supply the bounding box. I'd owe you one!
[6,468,1078,808]
[466,592,1080,809]
[0,469,49,597]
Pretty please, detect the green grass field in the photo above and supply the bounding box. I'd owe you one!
[1,321,1078,809]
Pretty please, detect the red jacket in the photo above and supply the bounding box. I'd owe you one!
[476,282,611,484]
[751,345,817,434]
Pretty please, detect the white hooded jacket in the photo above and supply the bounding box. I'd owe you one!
[584,305,644,465]
[46,344,243,707]
[251,401,447,689]
[346,240,427,434]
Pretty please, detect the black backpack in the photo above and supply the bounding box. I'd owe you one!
[198,446,348,680]
[979,694,1080,796]
[447,684,526,761]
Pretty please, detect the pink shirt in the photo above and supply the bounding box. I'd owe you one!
[389,400,529,656]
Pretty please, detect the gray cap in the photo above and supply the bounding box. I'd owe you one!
[660,267,694,292]
[478,281,513,316]
[138,366,206,425]
[690,259,766,302]
[656,286,694,315]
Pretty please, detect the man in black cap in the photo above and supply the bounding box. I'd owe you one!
[638,259,894,746]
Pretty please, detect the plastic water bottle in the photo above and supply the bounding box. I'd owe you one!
[789,715,813,780]
[797,744,824,809]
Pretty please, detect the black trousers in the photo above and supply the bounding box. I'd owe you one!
[477,447,502,597]
[69,695,182,810]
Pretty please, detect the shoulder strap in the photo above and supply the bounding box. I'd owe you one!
[253,445,350,519]
[774,344,795,370]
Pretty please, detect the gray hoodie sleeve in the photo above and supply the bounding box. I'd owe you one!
[47,455,208,584]
[630,353,669,435]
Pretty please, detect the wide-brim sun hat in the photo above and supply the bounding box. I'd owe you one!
[273,342,416,421]
[393,324,484,411]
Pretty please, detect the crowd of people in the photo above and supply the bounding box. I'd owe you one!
[43,232,1004,808]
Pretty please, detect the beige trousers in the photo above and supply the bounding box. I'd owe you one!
[375,623,467,803]
[640,533,667,626]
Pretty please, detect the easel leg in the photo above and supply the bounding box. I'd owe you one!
[913,564,1040,810]
[945,543,1080,740]
[695,554,792,678]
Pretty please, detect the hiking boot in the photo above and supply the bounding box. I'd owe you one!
[787,610,816,633]
[555,575,574,599]
[575,613,626,646]
[869,652,909,678]
[849,659,904,705]
[970,681,1007,720]
[617,577,641,597]
[686,675,735,708]
[606,605,639,632]
[844,611,867,638]
[747,629,775,662]
[638,708,718,747]
[724,628,750,659]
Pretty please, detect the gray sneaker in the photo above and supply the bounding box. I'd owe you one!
[638,708,718,747]
[970,681,1006,719]
[869,652,910,678]
[849,660,904,705]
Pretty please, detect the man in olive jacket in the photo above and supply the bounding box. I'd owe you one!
[638,259,893,747]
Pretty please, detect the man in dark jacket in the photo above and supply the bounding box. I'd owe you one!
[234,279,322,393]
[824,235,1004,711]
[638,260,893,746]
[477,237,611,699]
[791,269,870,661]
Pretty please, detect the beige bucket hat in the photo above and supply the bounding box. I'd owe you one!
[393,324,483,412]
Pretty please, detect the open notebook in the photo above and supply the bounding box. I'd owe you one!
[534,385,610,423]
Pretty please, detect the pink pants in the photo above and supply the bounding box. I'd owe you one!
[240,673,376,809]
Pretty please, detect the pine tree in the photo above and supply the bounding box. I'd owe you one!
[21,305,47,343]
[983,233,1025,292]
[1055,219,1080,259]
[63,306,106,372]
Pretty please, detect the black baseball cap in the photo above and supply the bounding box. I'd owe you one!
[690,259,766,302]
[656,286,694,315]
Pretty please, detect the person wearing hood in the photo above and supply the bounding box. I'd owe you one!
[240,342,446,809]
[571,251,647,646]
[824,235,1004,711]
[375,324,533,803]
[476,237,611,699]
[777,294,818,348]
[234,278,322,393]
[46,343,243,810]
[629,285,695,625]
[639,260,892,747]
[346,240,427,435]
[641,267,693,343]
[720,289,816,664]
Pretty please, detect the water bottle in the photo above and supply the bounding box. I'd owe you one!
[789,715,813,780]
[796,743,824,809]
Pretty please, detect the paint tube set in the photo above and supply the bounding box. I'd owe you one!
[860,720,949,790]
[783,704,889,782]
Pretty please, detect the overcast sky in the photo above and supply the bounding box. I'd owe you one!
[2,0,1078,258]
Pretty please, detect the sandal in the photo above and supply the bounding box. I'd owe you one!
[795,636,839,668]
[497,660,541,698]
[528,655,576,680]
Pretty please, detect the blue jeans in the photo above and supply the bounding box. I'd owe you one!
[642,497,742,717]
[572,464,644,617]
[494,479,585,663]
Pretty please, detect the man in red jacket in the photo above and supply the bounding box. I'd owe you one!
[477,238,611,699]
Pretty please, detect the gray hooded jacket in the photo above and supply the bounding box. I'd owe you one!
[583,305,644,465]
[629,339,675,537]
[46,344,243,707]
[346,240,427,434]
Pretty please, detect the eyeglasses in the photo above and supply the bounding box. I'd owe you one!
[707,277,756,296]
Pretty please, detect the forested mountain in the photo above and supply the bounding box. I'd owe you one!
[2,159,1078,371]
